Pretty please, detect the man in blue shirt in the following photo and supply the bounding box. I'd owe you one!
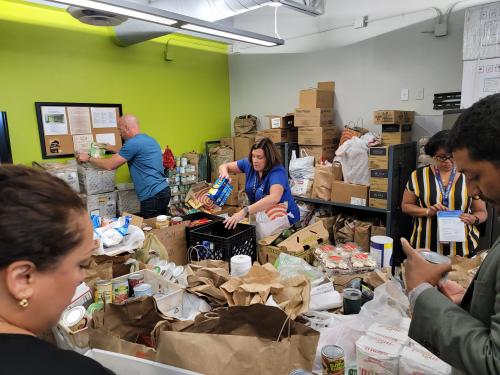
[77,114,169,218]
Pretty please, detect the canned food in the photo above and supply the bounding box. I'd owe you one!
[94,280,113,304]
[289,369,311,375]
[112,279,129,304]
[133,282,153,297]
[171,217,183,225]
[128,273,144,297]
[86,301,104,316]
[61,306,88,332]
[321,345,344,375]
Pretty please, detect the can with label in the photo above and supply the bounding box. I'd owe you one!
[61,306,88,332]
[112,279,129,303]
[94,280,113,304]
[321,345,344,375]
[127,273,144,297]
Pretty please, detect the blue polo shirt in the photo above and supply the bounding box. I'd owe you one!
[119,134,167,201]
[237,158,300,224]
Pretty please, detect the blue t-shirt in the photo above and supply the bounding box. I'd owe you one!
[119,134,167,201]
[237,158,300,224]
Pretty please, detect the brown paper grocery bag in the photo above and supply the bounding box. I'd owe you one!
[156,304,320,375]
[354,220,372,251]
[311,164,333,200]
[89,297,167,361]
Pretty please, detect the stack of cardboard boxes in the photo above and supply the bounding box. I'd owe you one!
[368,146,390,209]
[256,114,297,143]
[373,110,415,146]
[295,82,340,164]
[220,137,249,206]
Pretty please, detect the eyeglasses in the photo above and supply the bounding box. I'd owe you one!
[434,155,453,162]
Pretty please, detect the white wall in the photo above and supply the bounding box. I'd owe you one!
[229,9,466,139]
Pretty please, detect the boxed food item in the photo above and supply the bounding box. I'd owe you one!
[369,146,389,169]
[234,136,256,161]
[294,108,334,127]
[256,128,298,143]
[399,344,452,375]
[84,191,117,218]
[299,145,337,163]
[299,81,335,108]
[369,169,389,191]
[330,181,369,206]
[78,164,116,195]
[298,126,340,146]
[265,114,294,129]
[356,335,402,375]
[373,110,414,125]
[369,190,388,209]
[367,322,410,345]
[381,124,412,145]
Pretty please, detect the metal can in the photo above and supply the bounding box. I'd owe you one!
[61,306,88,332]
[112,279,129,304]
[321,345,344,375]
[289,370,311,375]
[94,280,113,304]
[127,273,144,297]
[133,282,153,297]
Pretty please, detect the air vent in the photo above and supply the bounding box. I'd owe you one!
[67,6,128,26]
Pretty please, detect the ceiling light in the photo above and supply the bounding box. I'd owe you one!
[53,0,177,26]
[50,0,284,47]
[181,24,278,47]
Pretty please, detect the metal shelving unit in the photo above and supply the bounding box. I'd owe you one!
[293,142,417,266]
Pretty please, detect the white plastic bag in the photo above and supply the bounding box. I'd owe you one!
[255,211,291,240]
[94,225,145,256]
[289,150,315,179]
[334,134,374,185]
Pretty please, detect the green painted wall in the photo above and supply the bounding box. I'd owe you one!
[0,0,231,182]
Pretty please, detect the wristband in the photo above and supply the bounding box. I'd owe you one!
[473,215,480,225]
[243,206,249,216]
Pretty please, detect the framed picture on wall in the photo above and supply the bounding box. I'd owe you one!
[35,102,123,159]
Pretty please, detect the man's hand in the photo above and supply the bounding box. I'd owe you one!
[401,238,452,292]
[438,280,466,304]
[76,153,90,163]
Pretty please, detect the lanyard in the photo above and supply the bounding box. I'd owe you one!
[252,173,264,197]
[435,167,456,207]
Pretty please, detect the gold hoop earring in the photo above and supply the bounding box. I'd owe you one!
[19,298,29,308]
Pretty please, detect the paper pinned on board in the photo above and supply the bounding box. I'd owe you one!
[42,106,68,135]
[91,107,118,128]
[95,133,116,146]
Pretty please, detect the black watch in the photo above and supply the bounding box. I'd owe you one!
[474,215,480,225]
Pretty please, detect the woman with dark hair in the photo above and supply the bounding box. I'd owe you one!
[0,165,113,374]
[219,137,300,229]
[401,130,487,257]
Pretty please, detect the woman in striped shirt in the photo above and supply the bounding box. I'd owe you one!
[402,130,487,257]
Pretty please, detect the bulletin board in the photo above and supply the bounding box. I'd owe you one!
[35,102,123,159]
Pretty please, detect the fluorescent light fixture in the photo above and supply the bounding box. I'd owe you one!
[54,0,178,26]
[181,24,278,47]
[51,0,284,46]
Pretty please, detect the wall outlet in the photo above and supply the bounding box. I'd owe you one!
[400,88,409,101]
[354,16,368,29]
[416,88,424,100]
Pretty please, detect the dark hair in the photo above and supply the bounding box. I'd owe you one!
[248,137,282,175]
[0,165,86,271]
[424,130,450,157]
[448,94,500,166]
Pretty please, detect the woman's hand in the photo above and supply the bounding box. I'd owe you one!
[218,164,230,182]
[224,210,246,230]
[460,213,477,225]
[438,280,466,305]
[427,203,448,216]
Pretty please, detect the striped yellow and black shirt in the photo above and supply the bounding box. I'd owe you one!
[406,166,480,257]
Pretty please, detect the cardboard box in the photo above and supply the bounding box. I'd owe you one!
[373,110,414,125]
[369,169,389,191]
[265,114,294,129]
[256,128,297,143]
[330,181,369,206]
[258,221,329,264]
[299,145,337,163]
[234,136,256,161]
[369,190,388,209]
[298,126,340,146]
[226,174,239,206]
[381,124,412,145]
[299,81,335,108]
[294,108,334,127]
[369,146,389,169]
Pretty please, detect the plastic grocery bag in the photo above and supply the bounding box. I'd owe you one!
[255,203,291,240]
[334,134,375,185]
[289,150,315,180]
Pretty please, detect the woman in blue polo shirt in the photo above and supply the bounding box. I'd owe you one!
[219,137,300,229]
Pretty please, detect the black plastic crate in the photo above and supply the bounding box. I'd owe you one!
[182,212,224,245]
[188,221,256,262]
